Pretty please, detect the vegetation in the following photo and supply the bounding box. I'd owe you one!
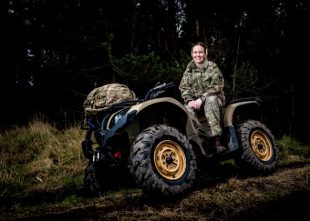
[0,118,86,203]
[3,1,309,219]
[0,119,309,220]
[4,0,310,143]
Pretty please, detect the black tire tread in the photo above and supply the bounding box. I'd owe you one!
[236,120,279,174]
[129,124,197,197]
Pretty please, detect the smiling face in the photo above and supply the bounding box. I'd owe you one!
[191,45,207,65]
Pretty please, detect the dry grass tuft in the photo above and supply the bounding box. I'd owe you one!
[0,119,87,198]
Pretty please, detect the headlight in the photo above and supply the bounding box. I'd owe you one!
[114,113,123,125]
[108,108,128,128]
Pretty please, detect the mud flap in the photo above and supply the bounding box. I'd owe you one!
[225,126,239,151]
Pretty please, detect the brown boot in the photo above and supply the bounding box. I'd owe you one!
[211,136,226,154]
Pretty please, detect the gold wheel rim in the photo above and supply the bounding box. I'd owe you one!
[251,130,273,161]
[154,140,186,180]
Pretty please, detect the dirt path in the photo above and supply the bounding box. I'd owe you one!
[2,164,309,221]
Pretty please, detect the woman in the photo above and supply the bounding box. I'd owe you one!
[179,42,226,154]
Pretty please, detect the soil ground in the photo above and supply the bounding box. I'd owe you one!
[1,162,309,221]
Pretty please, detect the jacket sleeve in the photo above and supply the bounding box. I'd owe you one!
[201,65,225,102]
[179,70,194,104]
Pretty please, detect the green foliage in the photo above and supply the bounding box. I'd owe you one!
[61,195,81,205]
[277,135,310,165]
[113,51,190,84]
[231,61,259,98]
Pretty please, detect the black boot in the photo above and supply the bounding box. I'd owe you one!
[211,136,226,154]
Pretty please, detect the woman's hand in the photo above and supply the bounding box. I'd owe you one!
[188,98,202,109]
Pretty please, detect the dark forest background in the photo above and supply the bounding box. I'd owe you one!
[3,0,310,143]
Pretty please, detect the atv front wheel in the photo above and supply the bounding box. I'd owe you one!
[84,162,102,196]
[84,161,123,197]
[235,120,279,174]
[129,124,197,197]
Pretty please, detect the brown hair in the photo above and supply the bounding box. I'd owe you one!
[191,42,207,52]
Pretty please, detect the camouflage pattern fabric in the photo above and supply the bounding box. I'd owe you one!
[179,60,225,104]
[83,83,136,116]
[185,96,223,137]
[203,96,223,137]
[179,59,225,137]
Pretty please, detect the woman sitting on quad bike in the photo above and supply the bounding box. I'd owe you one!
[81,76,278,197]
[179,41,226,154]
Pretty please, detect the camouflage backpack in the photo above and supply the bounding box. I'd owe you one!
[83,83,136,116]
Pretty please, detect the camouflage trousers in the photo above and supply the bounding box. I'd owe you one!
[185,96,223,137]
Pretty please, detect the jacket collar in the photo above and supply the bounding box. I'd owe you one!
[186,59,209,72]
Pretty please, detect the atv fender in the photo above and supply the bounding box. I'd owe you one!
[223,100,261,151]
[223,100,261,127]
[126,97,206,154]
[128,97,196,136]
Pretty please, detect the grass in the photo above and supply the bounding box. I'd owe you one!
[0,119,309,220]
[277,134,310,166]
[0,118,87,201]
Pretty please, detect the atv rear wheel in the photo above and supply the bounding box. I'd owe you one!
[235,120,278,174]
[129,124,197,197]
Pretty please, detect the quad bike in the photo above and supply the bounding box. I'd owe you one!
[81,82,278,197]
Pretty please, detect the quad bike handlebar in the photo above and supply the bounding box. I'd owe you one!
[144,82,175,100]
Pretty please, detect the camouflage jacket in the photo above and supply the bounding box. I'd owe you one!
[179,59,225,105]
